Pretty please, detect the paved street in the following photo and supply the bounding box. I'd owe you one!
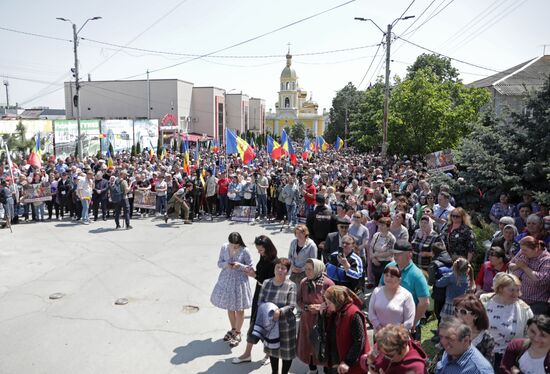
[0,217,313,374]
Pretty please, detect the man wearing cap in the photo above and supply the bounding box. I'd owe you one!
[164,182,193,224]
[322,217,351,263]
[380,240,431,340]
[255,168,269,221]
[306,194,336,256]
[113,171,132,230]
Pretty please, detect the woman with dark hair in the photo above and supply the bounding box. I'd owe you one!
[233,235,278,364]
[288,224,318,287]
[368,266,415,333]
[296,258,335,373]
[210,232,253,348]
[500,314,550,374]
[322,285,370,374]
[475,247,509,296]
[259,258,297,374]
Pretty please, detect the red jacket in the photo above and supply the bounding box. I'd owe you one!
[367,339,427,374]
[304,183,317,205]
[335,300,370,374]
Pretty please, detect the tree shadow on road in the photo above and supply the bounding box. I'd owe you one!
[88,227,117,234]
[170,338,231,365]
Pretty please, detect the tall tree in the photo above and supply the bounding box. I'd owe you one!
[325,82,364,143]
[407,53,459,82]
[348,81,384,152]
[290,122,306,140]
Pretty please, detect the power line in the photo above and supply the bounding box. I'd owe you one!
[0,25,72,43]
[401,0,456,37]
[395,0,438,36]
[357,41,383,88]
[451,0,528,52]
[122,0,357,79]
[0,74,57,85]
[80,37,380,59]
[396,36,500,72]
[392,0,416,27]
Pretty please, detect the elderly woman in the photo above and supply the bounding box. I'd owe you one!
[444,207,476,262]
[259,258,297,374]
[475,247,509,296]
[500,314,550,374]
[492,224,519,260]
[368,216,396,285]
[288,224,318,286]
[226,175,242,218]
[322,285,370,374]
[233,235,278,364]
[296,259,335,373]
[362,324,427,374]
[368,266,415,333]
[210,232,253,348]
[411,215,444,272]
[481,273,534,369]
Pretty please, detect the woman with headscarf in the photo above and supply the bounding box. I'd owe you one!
[322,285,370,374]
[296,259,335,373]
[411,215,444,272]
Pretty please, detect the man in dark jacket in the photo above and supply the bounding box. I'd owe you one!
[56,172,73,219]
[92,171,109,221]
[306,194,336,257]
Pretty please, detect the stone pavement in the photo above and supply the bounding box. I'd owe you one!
[0,216,316,374]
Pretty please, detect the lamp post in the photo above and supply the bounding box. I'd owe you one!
[355,15,414,158]
[57,16,102,159]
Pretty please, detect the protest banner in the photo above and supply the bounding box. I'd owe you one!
[426,149,455,173]
[21,183,52,203]
[133,190,156,210]
[231,206,255,222]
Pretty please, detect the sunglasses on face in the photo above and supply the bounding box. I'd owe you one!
[454,308,474,316]
[451,215,461,218]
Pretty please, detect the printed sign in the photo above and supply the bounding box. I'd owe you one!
[133,190,156,210]
[101,120,134,154]
[426,149,455,173]
[53,120,101,158]
[231,206,255,222]
[134,119,159,152]
[21,183,52,203]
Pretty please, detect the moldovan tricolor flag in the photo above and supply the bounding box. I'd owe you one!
[225,128,255,164]
[288,138,297,166]
[335,135,344,151]
[27,132,42,168]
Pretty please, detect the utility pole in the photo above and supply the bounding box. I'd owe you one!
[71,23,83,159]
[3,80,9,108]
[57,16,101,160]
[147,70,151,120]
[382,23,391,158]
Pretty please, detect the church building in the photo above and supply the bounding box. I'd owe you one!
[265,50,327,137]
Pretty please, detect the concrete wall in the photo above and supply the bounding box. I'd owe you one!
[190,87,225,139]
[249,98,265,134]
[226,94,249,134]
[64,79,193,122]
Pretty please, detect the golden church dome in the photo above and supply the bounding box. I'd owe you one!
[280,52,297,80]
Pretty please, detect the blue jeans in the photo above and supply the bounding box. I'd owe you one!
[257,194,268,218]
[305,203,315,217]
[81,199,91,223]
[286,203,297,225]
[219,194,228,216]
[156,195,167,214]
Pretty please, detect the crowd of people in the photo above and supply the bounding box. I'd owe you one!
[1,144,550,373]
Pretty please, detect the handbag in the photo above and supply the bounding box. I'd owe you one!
[309,314,327,363]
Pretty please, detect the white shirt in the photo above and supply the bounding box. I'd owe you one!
[519,350,546,374]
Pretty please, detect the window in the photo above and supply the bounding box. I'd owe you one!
[284,97,290,108]
[286,82,289,90]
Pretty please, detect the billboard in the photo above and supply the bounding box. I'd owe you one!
[133,119,159,152]
[54,120,101,159]
[426,149,455,173]
[101,120,134,154]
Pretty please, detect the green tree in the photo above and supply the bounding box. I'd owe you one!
[290,122,305,140]
[283,125,291,138]
[135,141,141,155]
[457,76,550,203]
[407,53,459,82]
[325,82,364,143]
[348,80,384,152]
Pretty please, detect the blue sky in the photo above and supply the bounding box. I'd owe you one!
[1,0,548,113]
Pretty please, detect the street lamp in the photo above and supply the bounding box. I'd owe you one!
[355,15,414,158]
[57,16,102,159]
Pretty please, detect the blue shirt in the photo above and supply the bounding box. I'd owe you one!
[436,345,494,374]
[380,261,430,305]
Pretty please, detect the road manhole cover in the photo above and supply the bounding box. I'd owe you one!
[49,292,65,300]
[182,305,199,314]
[115,298,129,305]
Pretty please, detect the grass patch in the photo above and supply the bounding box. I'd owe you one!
[420,318,439,358]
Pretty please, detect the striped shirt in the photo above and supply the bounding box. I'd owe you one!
[511,250,550,304]
[436,345,494,374]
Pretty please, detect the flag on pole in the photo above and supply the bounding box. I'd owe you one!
[316,135,329,152]
[335,135,344,151]
[106,148,114,168]
[27,132,42,168]
[267,135,282,160]
[183,134,190,174]
[194,143,200,167]
[302,136,311,160]
[160,146,167,161]
[288,138,297,165]
[225,128,255,164]
[281,129,289,156]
